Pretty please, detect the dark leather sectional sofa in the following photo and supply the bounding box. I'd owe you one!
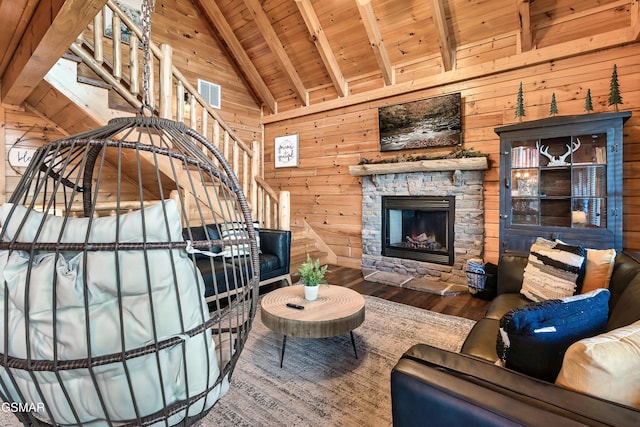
[183,224,291,301]
[391,252,640,426]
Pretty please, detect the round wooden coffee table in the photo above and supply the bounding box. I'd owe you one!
[261,284,366,367]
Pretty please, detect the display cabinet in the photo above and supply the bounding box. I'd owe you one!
[496,112,631,254]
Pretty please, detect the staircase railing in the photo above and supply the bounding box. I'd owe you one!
[68,0,289,229]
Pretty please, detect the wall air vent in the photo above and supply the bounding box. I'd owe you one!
[197,79,221,109]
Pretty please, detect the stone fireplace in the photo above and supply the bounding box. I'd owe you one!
[351,158,488,288]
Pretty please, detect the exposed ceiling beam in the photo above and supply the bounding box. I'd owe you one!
[517,0,533,52]
[429,0,454,71]
[195,0,277,113]
[1,0,107,105]
[356,0,394,85]
[295,0,348,97]
[0,0,39,76]
[263,26,635,124]
[242,0,309,106]
[535,0,629,30]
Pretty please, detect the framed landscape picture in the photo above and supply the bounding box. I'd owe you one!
[378,92,462,151]
[274,134,299,168]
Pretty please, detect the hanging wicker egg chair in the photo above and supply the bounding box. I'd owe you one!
[0,116,260,426]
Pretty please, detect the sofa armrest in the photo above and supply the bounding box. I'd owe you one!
[496,253,528,295]
[259,229,291,274]
[392,344,640,427]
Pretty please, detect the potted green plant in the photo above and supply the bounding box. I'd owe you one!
[297,254,329,301]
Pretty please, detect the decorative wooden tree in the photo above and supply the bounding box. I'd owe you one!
[584,88,594,113]
[515,82,525,121]
[608,64,623,111]
[549,93,558,116]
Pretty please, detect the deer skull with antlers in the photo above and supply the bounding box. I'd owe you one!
[538,138,581,166]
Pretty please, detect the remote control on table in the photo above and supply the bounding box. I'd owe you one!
[286,303,305,310]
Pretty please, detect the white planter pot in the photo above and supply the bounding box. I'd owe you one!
[304,285,319,301]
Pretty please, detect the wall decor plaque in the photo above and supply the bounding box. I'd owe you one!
[274,134,299,168]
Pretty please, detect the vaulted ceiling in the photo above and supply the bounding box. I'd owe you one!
[1,0,639,123]
[195,0,640,122]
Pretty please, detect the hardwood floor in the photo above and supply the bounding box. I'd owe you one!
[322,264,490,321]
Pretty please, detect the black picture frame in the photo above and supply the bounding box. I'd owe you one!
[378,92,462,151]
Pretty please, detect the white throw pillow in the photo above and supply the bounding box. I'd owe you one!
[556,320,640,409]
[0,200,226,425]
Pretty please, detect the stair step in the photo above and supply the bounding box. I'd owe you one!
[290,225,306,239]
[290,250,329,275]
[62,52,82,63]
[77,63,112,89]
[108,90,139,113]
[290,237,317,255]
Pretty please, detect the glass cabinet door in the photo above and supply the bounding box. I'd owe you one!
[570,133,607,229]
[510,140,539,226]
[498,111,629,254]
[507,132,607,229]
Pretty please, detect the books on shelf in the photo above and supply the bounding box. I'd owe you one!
[573,167,602,197]
[512,146,539,168]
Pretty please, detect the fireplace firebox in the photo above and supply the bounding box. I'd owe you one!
[382,196,455,265]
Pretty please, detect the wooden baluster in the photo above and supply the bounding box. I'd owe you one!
[251,140,260,219]
[201,108,208,142]
[279,191,291,231]
[265,196,272,229]
[159,44,172,119]
[112,15,122,80]
[176,81,184,122]
[242,151,249,204]
[93,12,103,63]
[189,94,197,130]
[129,34,139,95]
[257,187,264,227]
[223,131,230,165]
[232,143,239,187]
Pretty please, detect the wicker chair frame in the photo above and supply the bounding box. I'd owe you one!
[0,116,260,426]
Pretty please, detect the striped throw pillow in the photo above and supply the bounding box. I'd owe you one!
[521,237,586,302]
[220,222,259,258]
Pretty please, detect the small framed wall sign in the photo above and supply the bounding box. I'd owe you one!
[274,134,299,168]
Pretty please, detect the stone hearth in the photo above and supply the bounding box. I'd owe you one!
[352,158,488,289]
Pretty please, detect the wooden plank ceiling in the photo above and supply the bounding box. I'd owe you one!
[194,0,640,121]
[1,0,639,122]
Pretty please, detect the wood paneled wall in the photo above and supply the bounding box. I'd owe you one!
[2,106,67,203]
[151,0,262,145]
[2,106,151,207]
[264,44,640,267]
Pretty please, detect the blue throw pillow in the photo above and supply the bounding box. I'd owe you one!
[497,288,610,382]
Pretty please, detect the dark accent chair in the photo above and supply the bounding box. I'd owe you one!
[183,225,291,301]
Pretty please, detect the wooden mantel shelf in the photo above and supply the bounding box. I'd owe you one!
[348,157,488,176]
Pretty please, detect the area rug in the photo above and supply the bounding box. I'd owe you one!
[363,269,469,295]
[199,295,475,426]
[0,296,475,427]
